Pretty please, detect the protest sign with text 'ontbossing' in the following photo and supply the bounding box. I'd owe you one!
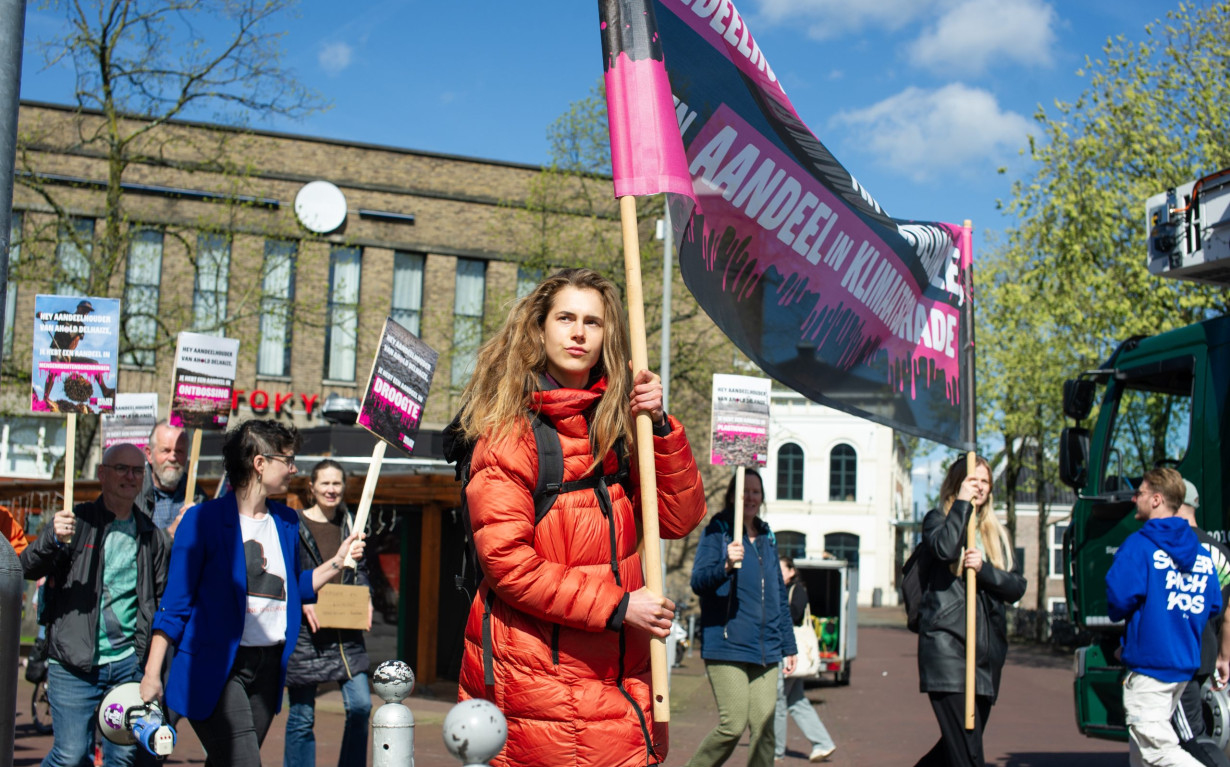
[170,332,240,430]
[357,317,439,456]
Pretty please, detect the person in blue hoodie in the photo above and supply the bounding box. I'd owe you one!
[1107,467,1223,767]
[686,469,798,767]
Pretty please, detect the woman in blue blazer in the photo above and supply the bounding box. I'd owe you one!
[138,420,365,767]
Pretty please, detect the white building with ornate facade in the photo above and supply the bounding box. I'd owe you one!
[759,390,913,607]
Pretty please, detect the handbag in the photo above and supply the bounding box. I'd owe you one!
[787,592,823,678]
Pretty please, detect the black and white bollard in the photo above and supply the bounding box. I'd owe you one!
[442,699,507,766]
[371,660,415,767]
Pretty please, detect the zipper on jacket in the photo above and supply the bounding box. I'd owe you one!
[751,536,767,665]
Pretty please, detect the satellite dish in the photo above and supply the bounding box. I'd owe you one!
[294,181,348,234]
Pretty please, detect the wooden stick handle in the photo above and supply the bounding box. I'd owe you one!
[965,450,977,730]
[345,440,386,569]
[619,195,670,723]
[62,413,76,544]
[732,466,745,569]
[184,429,202,504]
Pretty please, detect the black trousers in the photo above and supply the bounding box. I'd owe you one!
[189,644,283,767]
[913,692,993,767]
[1173,675,1230,767]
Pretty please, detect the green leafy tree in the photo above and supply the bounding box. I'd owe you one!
[984,1,1230,637]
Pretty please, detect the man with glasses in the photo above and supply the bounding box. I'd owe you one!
[21,443,171,767]
[1108,467,1223,767]
[140,420,205,538]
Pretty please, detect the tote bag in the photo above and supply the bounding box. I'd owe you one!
[787,593,823,678]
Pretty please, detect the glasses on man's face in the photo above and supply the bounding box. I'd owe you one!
[102,463,144,477]
[262,453,296,468]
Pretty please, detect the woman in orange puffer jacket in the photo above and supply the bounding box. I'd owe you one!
[454,268,707,767]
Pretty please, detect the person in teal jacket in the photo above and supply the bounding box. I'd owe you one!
[686,469,797,767]
[138,420,366,767]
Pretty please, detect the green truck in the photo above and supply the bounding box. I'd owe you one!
[1061,169,1230,745]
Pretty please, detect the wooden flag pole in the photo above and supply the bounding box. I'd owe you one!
[961,219,979,731]
[344,440,386,569]
[618,194,670,722]
[183,429,203,505]
[964,450,978,729]
[732,466,745,569]
[62,413,76,542]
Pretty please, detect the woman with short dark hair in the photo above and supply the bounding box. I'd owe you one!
[138,420,366,767]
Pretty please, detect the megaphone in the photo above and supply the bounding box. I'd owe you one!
[97,682,176,758]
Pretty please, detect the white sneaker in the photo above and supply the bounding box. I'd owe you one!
[809,745,836,762]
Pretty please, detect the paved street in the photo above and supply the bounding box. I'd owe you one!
[11,609,1132,765]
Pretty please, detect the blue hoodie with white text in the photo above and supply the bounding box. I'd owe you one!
[1106,516,1223,682]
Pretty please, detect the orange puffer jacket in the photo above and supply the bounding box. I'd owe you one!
[457,379,706,767]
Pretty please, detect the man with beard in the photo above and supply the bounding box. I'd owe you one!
[140,421,204,537]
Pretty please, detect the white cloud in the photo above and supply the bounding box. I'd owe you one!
[752,0,940,40]
[832,83,1032,182]
[908,0,1056,75]
[318,42,354,76]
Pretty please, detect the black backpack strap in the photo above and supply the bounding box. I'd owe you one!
[531,414,565,526]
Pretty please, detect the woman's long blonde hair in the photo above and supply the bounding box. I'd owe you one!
[939,455,1013,572]
[456,268,633,469]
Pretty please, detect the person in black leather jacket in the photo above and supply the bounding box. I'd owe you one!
[913,455,1026,767]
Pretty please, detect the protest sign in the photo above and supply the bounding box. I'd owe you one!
[102,393,159,450]
[710,374,772,467]
[169,332,240,430]
[357,317,439,456]
[30,295,120,414]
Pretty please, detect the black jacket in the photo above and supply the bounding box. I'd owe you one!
[21,496,171,673]
[916,501,1027,702]
[284,508,370,687]
[786,578,809,626]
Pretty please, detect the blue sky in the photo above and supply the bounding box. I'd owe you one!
[17,0,1170,502]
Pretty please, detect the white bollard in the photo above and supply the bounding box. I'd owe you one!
[371,660,415,767]
[443,699,507,766]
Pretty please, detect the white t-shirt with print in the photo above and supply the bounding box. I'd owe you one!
[238,513,288,647]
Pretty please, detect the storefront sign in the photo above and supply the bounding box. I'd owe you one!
[230,390,320,418]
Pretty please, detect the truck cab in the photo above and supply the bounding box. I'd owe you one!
[1061,317,1230,741]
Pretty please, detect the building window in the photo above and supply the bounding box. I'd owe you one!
[829,443,857,501]
[451,258,486,388]
[258,240,296,377]
[516,265,542,299]
[121,228,163,367]
[324,246,362,381]
[56,217,94,294]
[777,531,806,561]
[391,251,424,336]
[192,232,230,335]
[1050,523,1068,577]
[777,443,804,501]
[4,212,20,357]
[824,532,859,565]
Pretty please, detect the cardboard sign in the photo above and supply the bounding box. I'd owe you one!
[102,393,159,450]
[314,583,370,630]
[31,294,120,414]
[170,332,240,430]
[710,374,772,467]
[357,317,439,456]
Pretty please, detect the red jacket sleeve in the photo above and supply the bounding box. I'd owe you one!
[637,415,707,540]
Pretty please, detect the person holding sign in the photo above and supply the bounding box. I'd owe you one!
[139,420,205,537]
[284,459,373,767]
[20,443,171,767]
[138,420,366,767]
[686,469,796,767]
[912,456,1024,767]
[452,268,707,767]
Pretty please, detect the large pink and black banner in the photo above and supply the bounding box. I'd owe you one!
[600,0,973,448]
